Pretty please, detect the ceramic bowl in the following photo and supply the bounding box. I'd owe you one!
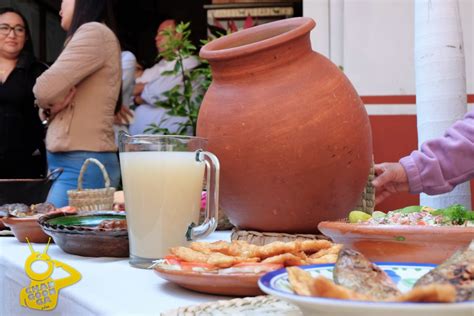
[318,221,474,264]
[0,215,6,230]
[2,215,50,243]
[39,211,128,257]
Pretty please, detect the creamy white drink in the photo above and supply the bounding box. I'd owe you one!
[120,151,205,261]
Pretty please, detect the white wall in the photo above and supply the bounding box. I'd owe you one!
[303,0,473,96]
[304,0,330,57]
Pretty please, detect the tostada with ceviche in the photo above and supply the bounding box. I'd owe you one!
[318,204,474,264]
[153,239,342,296]
[348,204,474,226]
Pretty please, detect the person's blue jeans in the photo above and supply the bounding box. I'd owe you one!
[46,151,120,208]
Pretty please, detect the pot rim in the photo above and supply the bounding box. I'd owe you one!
[38,211,128,236]
[318,220,474,239]
[200,17,315,61]
[2,215,41,224]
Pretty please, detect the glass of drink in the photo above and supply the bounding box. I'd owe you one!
[118,133,219,268]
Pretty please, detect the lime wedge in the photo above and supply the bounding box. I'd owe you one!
[349,210,372,223]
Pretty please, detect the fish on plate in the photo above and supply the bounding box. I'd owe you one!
[414,240,474,302]
[333,248,401,300]
[286,244,474,303]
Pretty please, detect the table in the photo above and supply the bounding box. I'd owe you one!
[0,232,232,316]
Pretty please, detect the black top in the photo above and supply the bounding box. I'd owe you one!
[0,52,47,178]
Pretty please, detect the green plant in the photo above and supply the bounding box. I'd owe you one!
[145,22,212,135]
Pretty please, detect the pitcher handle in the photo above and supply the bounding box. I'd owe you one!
[186,150,220,241]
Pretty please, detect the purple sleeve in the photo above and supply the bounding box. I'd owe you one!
[399,109,474,195]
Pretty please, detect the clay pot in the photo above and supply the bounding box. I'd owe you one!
[197,17,372,233]
[39,211,128,257]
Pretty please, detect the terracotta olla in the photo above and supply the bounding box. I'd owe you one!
[197,17,372,233]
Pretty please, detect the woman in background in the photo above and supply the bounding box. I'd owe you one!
[33,0,121,207]
[0,7,47,179]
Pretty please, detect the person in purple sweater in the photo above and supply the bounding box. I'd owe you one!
[372,110,474,204]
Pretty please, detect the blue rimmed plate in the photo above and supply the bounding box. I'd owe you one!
[258,263,473,316]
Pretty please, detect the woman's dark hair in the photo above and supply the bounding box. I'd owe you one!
[0,7,35,57]
[67,0,118,38]
[66,0,123,113]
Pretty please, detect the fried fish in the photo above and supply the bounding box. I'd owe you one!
[414,241,474,302]
[287,266,456,303]
[333,248,401,300]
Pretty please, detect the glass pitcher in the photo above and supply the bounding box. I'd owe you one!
[119,133,219,268]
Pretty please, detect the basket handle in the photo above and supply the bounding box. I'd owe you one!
[77,158,111,191]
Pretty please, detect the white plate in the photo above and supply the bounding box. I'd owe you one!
[258,263,473,316]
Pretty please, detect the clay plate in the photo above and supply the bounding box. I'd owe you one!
[39,211,128,257]
[318,221,474,264]
[2,216,50,243]
[154,267,264,296]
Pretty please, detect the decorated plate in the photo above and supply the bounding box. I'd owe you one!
[258,263,473,316]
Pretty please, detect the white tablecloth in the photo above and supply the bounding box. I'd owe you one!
[0,232,232,316]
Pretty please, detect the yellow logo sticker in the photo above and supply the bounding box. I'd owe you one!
[20,238,81,311]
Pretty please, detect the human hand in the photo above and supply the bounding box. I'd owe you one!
[133,82,145,96]
[372,162,409,205]
[50,87,76,115]
[114,106,134,125]
[133,94,144,105]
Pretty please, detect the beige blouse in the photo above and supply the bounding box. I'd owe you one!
[34,22,121,153]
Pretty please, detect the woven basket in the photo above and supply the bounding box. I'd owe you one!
[354,159,375,214]
[67,158,115,213]
[163,295,302,316]
[231,228,329,246]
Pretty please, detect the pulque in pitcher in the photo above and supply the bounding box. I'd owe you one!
[119,133,220,268]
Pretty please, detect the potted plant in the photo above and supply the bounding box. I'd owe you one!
[145,22,211,136]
